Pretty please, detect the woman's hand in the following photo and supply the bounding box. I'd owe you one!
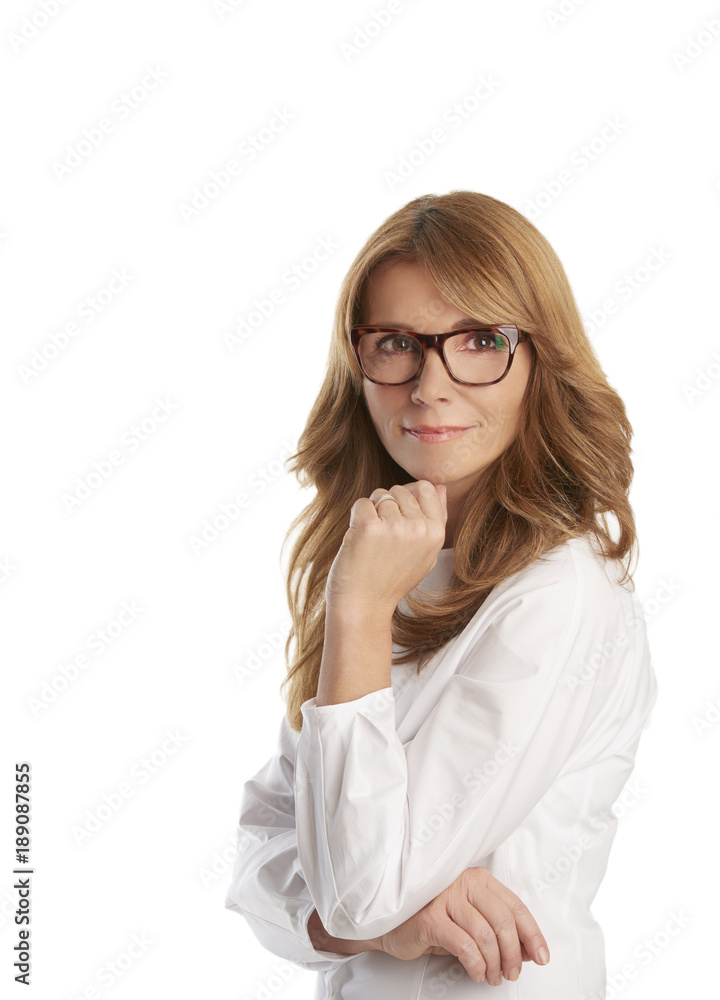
[325,480,448,619]
[379,866,550,986]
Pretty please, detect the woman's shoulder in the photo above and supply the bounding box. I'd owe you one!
[453,534,646,684]
[479,533,637,637]
[506,533,632,595]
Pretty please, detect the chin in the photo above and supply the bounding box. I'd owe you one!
[399,460,455,485]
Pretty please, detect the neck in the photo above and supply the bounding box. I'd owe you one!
[440,469,485,548]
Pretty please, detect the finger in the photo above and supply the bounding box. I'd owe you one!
[482,874,550,968]
[401,480,447,524]
[427,918,489,985]
[368,486,418,517]
[447,899,504,986]
[437,482,447,515]
[465,883,523,982]
[368,489,403,517]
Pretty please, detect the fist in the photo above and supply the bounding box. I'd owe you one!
[325,480,448,618]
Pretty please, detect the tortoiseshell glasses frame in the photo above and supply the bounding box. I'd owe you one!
[350,324,530,386]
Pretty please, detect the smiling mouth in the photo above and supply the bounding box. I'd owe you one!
[404,426,472,442]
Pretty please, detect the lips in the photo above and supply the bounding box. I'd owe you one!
[404,425,472,443]
[407,426,469,433]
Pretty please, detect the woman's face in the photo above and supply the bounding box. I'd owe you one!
[359,260,532,507]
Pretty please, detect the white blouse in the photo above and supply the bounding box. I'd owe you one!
[225,535,658,999]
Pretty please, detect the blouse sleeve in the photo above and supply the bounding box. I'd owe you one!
[293,546,659,941]
[224,712,358,971]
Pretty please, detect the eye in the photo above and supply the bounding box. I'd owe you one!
[376,334,416,353]
[459,330,508,352]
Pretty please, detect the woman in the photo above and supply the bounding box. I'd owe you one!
[225,190,658,999]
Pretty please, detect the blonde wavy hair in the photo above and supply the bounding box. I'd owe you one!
[279,190,636,733]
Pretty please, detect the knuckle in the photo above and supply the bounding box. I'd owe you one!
[476,924,496,946]
[494,912,515,934]
[423,900,443,924]
[511,900,532,919]
[457,938,478,958]
[469,865,489,881]
[456,870,472,892]
[462,868,485,893]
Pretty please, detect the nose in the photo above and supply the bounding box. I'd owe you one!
[410,345,454,403]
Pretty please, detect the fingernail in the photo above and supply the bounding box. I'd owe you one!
[537,947,550,965]
[507,967,520,981]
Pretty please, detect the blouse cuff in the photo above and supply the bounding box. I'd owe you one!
[295,898,362,966]
[300,685,396,720]
[237,898,359,971]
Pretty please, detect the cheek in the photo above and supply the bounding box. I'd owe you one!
[363,387,402,431]
[362,387,381,428]
[471,387,525,440]
[363,392,391,446]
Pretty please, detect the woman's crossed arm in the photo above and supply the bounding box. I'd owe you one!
[307,865,550,987]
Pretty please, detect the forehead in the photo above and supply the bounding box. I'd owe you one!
[361,260,474,328]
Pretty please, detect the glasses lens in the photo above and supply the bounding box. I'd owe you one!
[358,330,422,383]
[445,329,510,383]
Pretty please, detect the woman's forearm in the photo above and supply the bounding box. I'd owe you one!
[315,604,394,706]
[307,907,384,955]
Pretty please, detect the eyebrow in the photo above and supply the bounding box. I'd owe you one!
[366,316,481,331]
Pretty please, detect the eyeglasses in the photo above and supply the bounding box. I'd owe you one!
[350,324,529,386]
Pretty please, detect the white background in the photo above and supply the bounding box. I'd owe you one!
[2,0,718,997]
